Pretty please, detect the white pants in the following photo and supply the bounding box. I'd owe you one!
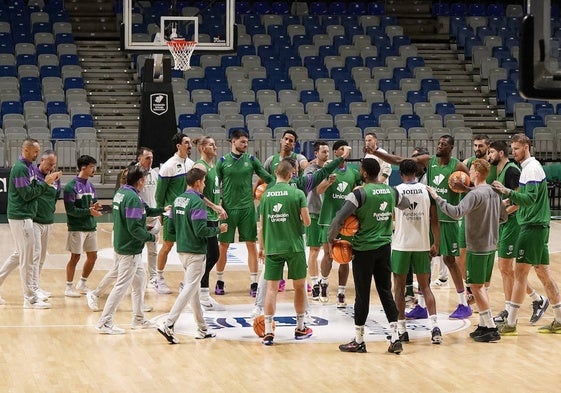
[7,219,36,302]
[97,253,146,327]
[166,253,206,329]
[91,256,119,298]
[0,222,52,292]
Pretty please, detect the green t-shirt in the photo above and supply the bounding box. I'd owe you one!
[195,159,220,221]
[426,155,461,222]
[216,152,273,210]
[351,183,397,251]
[509,157,551,226]
[318,164,361,226]
[260,181,307,254]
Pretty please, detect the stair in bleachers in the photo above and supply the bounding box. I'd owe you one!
[77,40,141,133]
[65,0,119,39]
[416,42,509,138]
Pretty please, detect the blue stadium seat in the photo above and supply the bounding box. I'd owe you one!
[268,114,289,129]
[63,77,84,90]
[406,90,425,106]
[271,1,290,15]
[318,127,340,139]
[400,114,421,133]
[367,2,385,15]
[40,65,61,78]
[345,56,363,70]
[1,101,23,115]
[178,113,201,128]
[309,1,328,15]
[505,93,524,117]
[535,103,554,120]
[357,114,378,130]
[371,102,392,118]
[71,114,94,129]
[46,101,67,116]
[300,90,320,106]
[328,102,347,117]
[523,115,544,139]
[51,127,75,139]
[328,1,346,15]
[435,102,456,117]
[378,78,398,94]
[187,78,209,90]
[195,102,217,117]
[420,78,441,99]
[496,80,517,105]
[347,2,366,15]
[240,101,261,117]
[343,90,363,106]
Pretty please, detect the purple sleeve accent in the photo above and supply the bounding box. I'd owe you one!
[14,176,31,189]
[125,206,144,219]
[64,192,76,203]
[190,208,208,221]
[304,174,314,194]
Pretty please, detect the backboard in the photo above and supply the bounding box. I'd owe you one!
[123,0,236,51]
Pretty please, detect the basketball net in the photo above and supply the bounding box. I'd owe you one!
[166,26,197,71]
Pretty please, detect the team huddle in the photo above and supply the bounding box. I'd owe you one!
[4,130,560,353]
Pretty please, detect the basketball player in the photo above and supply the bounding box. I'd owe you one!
[96,165,165,334]
[492,134,561,335]
[368,135,473,319]
[488,140,548,324]
[329,158,409,354]
[153,133,193,294]
[157,168,228,344]
[259,160,312,345]
[428,159,507,342]
[392,159,442,344]
[317,140,361,307]
[363,132,392,183]
[63,155,103,297]
[214,129,271,297]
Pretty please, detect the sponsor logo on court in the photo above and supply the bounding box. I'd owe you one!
[153,303,470,344]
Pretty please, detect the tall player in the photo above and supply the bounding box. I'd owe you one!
[368,135,472,319]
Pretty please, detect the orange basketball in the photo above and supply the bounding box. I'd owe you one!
[340,215,359,236]
[448,171,470,193]
[332,240,353,264]
[253,314,275,337]
[254,183,267,200]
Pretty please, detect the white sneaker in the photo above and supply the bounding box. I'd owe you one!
[36,290,49,302]
[201,296,226,311]
[0,295,6,305]
[431,279,450,288]
[196,328,216,339]
[96,323,125,335]
[251,305,263,319]
[86,291,100,311]
[142,304,154,312]
[64,288,81,298]
[75,280,89,294]
[148,277,157,289]
[37,288,51,298]
[23,299,52,309]
[131,319,155,329]
[154,277,172,294]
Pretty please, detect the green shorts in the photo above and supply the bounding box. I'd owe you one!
[391,250,431,275]
[218,206,257,243]
[306,214,321,247]
[497,217,519,258]
[439,221,460,257]
[516,225,550,265]
[466,251,495,285]
[264,252,308,281]
[162,216,175,242]
[458,217,466,248]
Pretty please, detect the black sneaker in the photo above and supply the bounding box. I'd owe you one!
[493,309,508,324]
[530,297,550,325]
[431,327,443,344]
[262,333,274,346]
[339,339,367,353]
[249,282,258,297]
[473,327,501,342]
[336,293,347,308]
[214,280,225,295]
[388,340,403,354]
[157,322,179,344]
[386,331,409,343]
[319,282,328,303]
[469,325,486,338]
[311,284,320,301]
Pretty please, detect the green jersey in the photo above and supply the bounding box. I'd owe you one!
[426,155,461,222]
[195,159,220,221]
[260,181,307,254]
[264,152,306,176]
[34,168,61,224]
[508,157,550,226]
[7,158,50,220]
[155,154,193,208]
[112,185,159,255]
[168,189,221,254]
[216,152,272,210]
[63,176,97,232]
[349,183,399,251]
[318,164,361,226]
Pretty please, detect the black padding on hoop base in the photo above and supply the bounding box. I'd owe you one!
[138,57,177,167]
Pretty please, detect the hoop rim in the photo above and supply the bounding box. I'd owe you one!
[166,38,197,48]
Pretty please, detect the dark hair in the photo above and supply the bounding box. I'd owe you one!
[364,132,378,139]
[171,132,187,146]
[473,134,490,145]
[313,140,328,152]
[399,159,418,176]
[136,146,153,158]
[439,134,454,146]
[77,155,97,170]
[186,167,206,186]
[126,164,146,186]
[489,140,509,155]
[361,158,380,179]
[230,129,249,140]
[332,139,348,151]
[282,129,298,141]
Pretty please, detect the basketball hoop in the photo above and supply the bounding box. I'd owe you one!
[166,38,197,71]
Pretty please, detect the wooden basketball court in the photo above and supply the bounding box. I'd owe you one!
[1,205,560,392]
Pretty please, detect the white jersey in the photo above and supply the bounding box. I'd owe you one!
[365,147,392,184]
[139,166,159,226]
[392,181,431,251]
